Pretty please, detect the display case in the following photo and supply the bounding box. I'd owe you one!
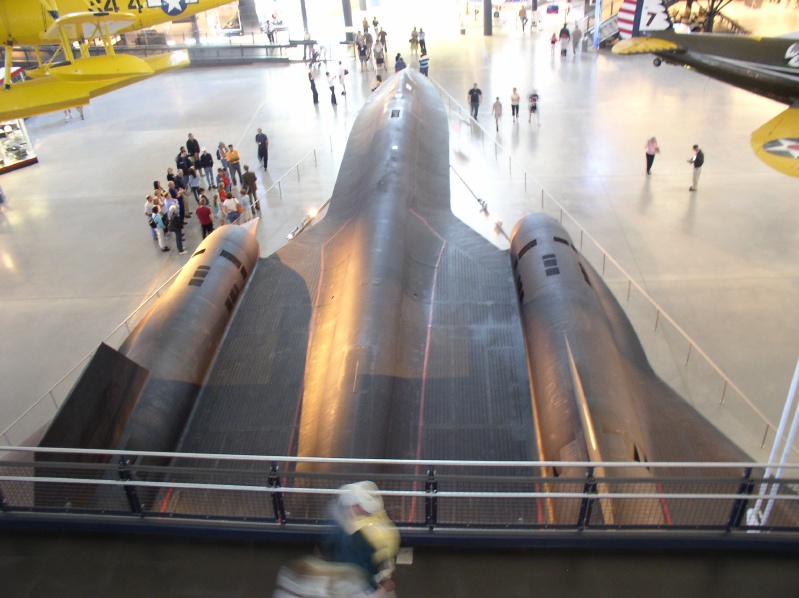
[0,119,38,173]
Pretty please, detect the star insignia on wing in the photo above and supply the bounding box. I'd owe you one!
[162,0,185,16]
[762,138,799,159]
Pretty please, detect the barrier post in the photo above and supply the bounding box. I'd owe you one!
[118,458,143,517]
[425,468,438,531]
[727,467,755,531]
[577,467,596,531]
[269,462,286,524]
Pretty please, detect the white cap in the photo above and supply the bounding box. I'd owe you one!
[338,481,383,514]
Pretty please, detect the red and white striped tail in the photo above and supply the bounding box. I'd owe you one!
[617,0,673,40]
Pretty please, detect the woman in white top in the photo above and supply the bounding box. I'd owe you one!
[222,195,241,224]
[510,88,521,122]
[645,136,661,175]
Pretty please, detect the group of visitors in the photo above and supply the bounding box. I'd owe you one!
[143,131,265,254]
[469,84,541,129]
[550,23,583,59]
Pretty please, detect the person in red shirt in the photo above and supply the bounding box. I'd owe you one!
[195,196,214,239]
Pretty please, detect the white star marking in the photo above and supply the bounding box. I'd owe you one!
[763,138,799,159]
[162,0,183,13]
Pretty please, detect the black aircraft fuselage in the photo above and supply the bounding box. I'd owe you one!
[647,32,799,105]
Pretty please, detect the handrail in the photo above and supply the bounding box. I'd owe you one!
[431,79,782,453]
[3,445,798,471]
[3,475,796,504]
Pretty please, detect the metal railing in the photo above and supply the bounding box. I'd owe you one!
[1,448,798,538]
[431,79,791,463]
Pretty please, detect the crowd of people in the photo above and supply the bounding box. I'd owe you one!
[312,19,430,105]
[143,131,265,254]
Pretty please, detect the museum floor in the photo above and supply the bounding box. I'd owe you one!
[2,3,799,593]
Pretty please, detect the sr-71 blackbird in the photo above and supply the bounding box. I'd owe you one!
[40,70,748,523]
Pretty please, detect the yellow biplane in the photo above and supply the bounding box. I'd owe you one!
[0,0,234,119]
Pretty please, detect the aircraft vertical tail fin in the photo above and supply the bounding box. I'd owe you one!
[618,0,673,39]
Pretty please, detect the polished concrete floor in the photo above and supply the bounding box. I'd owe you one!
[2,2,799,594]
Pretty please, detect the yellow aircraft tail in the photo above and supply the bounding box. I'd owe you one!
[751,107,799,178]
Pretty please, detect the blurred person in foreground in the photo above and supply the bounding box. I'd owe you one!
[273,481,400,597]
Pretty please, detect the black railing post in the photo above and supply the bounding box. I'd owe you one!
[577,467,596,531]
[425,468,438,530]
[117,458,143,517]
[268,462,286,524]
[0,485,7,512]
[727,467,755,531]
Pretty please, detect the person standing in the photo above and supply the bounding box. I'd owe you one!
[492,97,503,131]
[419,51,429,76]
[373,40,385,71]
[378,28,388,53]
[222,193,242,224]
[338,61,347,96]
[255,128,269,170]
[169,205,187,254]
[188,168,201,202]
[528,90,540,125]
[510,88,520,122]
[195,197,214,239]
[358,42,369,71]
[550,33,557,56]
[175,147,191,176]
[238,189,252,223]
[468,83,482,119]
[418,28,426,54]
[645,136,660,175]
[200,148,214,189]
[144,195,157,241]
[410,27,418,54]
[186,133,201,163]
[519,6,528,31]
[559,23,571,58]
[308,71,319,104]
[216,142,229,175]
[242,164,259,212]
[365,29,374,60]
[226,144,242,185]
[152,206,169,252]
[572,24,583,59]
[326,71,337,104]
[216,168,231,193]
[687,144,704,191]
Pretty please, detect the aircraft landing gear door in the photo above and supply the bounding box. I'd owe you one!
[0,119,38,174]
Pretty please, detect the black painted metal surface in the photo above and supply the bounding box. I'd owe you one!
[177,71,535,470]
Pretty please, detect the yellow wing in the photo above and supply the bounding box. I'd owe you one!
[751,107,799,178]
[0,51,189,119]
[612,37,681,55]
[42,12,138,43]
